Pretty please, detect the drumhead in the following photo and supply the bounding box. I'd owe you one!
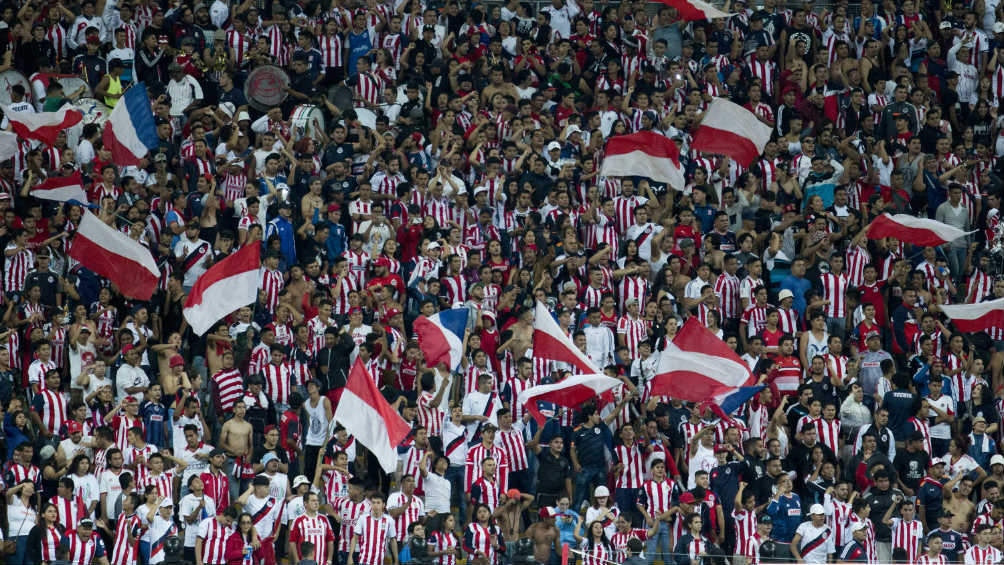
[51,74,92,98]
[246,65,289,112]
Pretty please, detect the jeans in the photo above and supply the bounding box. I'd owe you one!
[572,466,606,512]
[138,540,151,565]
[826,316,846,339]
[646,522,671,565]
[945,246,967,281]
[616,487,640,526]
[445,464,467,524]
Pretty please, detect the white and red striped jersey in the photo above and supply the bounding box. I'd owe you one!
[964,544,1002,564]
[465,444,509,492]
[124,443,157,486]
[714,272,741,320]
[747,58,777,96]
[890,517,924,563]
[139,470,174,501]
[463,522,501,563]
[226,29,252,65]
[36,388,68,434]
[64,531,104,565]
[353,71,383,107]
[824,494,852,548]
[819,271,848,318]
[210,368,243,413]
[197,517,232,565]
[416,390,444,437]
[353,513,397,565]
[580,541,613,565]
[290,513,335,562]
[732,508,757,552]
[814,418,841,454]
[111,513,143,565]
[618,276,649,314]
[611,529,648,561]
[431,531,459,565]
[262,362,292,405]
[336,497,371,552]
[50,494,87,531]
[616,314,648,359]
[918,553,948,564]
[402,446,430,494]
[112,414,142,452]
[845,514,877,562]
[388,490,425,538]
[612,195,647,233]
[495,427,528,472]
[4,243,32,293]
[40,524,62,562]
[343,249,371,287]
[318,33,344,68]
[260,268,284,314]
[613,442,646,489]
[741,304,768,337]
[639,477,678,516]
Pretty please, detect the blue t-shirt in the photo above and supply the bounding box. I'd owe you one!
[347,31,372,76]
[140,400,168,449]
[766,493,802,542]
[780,275,812,316]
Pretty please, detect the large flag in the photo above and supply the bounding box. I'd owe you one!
[517,373,623,425]
[102,83,159,167]
[532,301,601,374]
[3,104,82,146]
[183,244,260,336]
[650,317,756,400]
[940,298,1004,333]
[653,0,734,20]
[866,213,974,247]
[692,98,773,166]
[414,309,467,370]
[68,211,160,300]
[30,172,88,204]
[334,358,411,473]
[600,131,685,190]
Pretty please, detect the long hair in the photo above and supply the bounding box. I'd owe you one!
[585,520,612,552]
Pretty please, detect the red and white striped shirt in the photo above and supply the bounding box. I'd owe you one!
[111,513,143,565]
[318,33,343,68]
[890,517,924,563]
[964,544,1002,564]
[37,388,68,434]
[732,508,757,553]
[639,477,677,516]
[918,553,948,564]
[260,268,284,314]
[431,531,458,565]
[353,72,383,107]
[611,529,648,561]
[40,525,62,562]
[616,315,648,359]
[613,443,646,489]
[289,513,335,562]
[139,470,174,501]
[196,516,232,565]
[464,522,500,563]
[50,494,87,531]
[815,418,841,454]
[65,531,102,565]
[580,541,613,565]
[210,368,243,413]
[465,444,509,492]
[336,497,371,552]
[714,272,741,320]
[354,514,397,565]
[819,271,848,318]
[125,443,157,486]
[262,362,292,405]
[495,427,528,472]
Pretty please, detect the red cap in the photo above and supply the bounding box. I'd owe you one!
[327,203,340,213]
[382,308,402,323]
[262,323,276,332]
[348,306,362,315]
[506,488,521,499]
[539,507,556,519]
[373,257,391,269]
[264,424,277,434]
[169,355,185,368]
[679,492,696,504]
[124,396,138,404]
[67,421,83,434]
[714,444,730,454]
[121,344,135,355]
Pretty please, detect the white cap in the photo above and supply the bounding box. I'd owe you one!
[992,454,1004,467]
[778,289,794,301]
[546,141,562,152]
[219,102,236,118]
[809,504,825,515]
[939,20,952,29]
[427,242,441,250]
[995,22,1004,33]
[566,125,582,136]
[850,521,868,532]
[594,486,610,497]
[293,475,310,488]
[160,498,174,508]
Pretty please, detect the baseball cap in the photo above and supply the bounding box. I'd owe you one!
[594,486,610,497]
[506,488,521,499]
[293,475,310,488]
[679,492,696,504]
[67,421,83,434]
[170,354,185,368]
[758,515,773,524]
[974,416,988,425]
[778,289,794,301]
[851,521,868,532]
[992,454,1004,467]
[124,396,138,404]
[160,498,174,508]
[809,504,825,515]
[546,141,562,152]
[261,452,279,466]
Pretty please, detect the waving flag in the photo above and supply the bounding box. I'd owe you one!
[866,213,975,247]
[3,104,82,146]
[30,172,88,204]
[692,98,773,166]
[183,244,261,336]
[714,385,765,417]
[532,301,601,374]
[517,374,623,425]
[102,83,159,167]
[939,298,1004,333]
[414,308,468,370]
[335,358,411,473]
[650,317,756,400]
[653,0,734,20]
[68,211,160,300]
[600,131,685,190]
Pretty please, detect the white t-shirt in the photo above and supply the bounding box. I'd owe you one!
[115,364,149,404]
[68,340,98,390]
[179,493,217,547]
[173,414,205,456]
[6,497,36,538]
[927,394,956,440]
[423,472,451,514]
[99,468,127,520]
[71,473,101,515]
[795,521,834,563]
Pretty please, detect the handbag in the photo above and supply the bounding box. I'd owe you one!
[1,540,16,554]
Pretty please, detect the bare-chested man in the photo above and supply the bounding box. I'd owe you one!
[496,490,534,544]
[220,400,254,502]
[524,507,560,565]
[943,473,977,533]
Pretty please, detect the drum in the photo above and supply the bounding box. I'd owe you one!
[65,98,110,150]
[50,74,92,99]
[290,104,325,141]
[245,65,289,112]
[0,70,30,105]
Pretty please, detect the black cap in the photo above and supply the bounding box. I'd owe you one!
[758,515,773,524]
[209,448,225,457]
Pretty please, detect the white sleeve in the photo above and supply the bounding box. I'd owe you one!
[251,115,270,133]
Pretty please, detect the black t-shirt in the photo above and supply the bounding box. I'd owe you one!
[536,450,572,494]
[894,449,931,491]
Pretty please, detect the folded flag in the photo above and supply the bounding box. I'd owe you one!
[650,317,756,400]
[102,83,159,167]
[30,172,88,204]
[866,213,974,247]
[532,301,601,374]
[183,244,261,336]
[414,308,467,370]
[68,211,160,300]
[692,98,773,166]
[653,0,734,20]
[4,104,82,146]
[334,358,411,473]
[517,373,623,425]
[939,297,1004,333]
[600,131,685,190]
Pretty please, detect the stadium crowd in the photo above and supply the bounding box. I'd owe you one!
[1,0,1004,563]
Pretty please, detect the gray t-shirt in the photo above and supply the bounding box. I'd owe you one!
[858,350,893,395]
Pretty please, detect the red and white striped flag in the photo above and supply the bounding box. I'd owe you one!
[183,244,260,336]
[650,317,756,399]
[599,131,685,190]
[31,172,88,203]
[866,213,975,247]
[334,358,411,473]
[940,298,1004,333]
[517,374,623,425]
[3,104,82,146]
[653,0,734,20]
[532,301,601,374]
[692,98,773,166]
[68,211,160,300]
